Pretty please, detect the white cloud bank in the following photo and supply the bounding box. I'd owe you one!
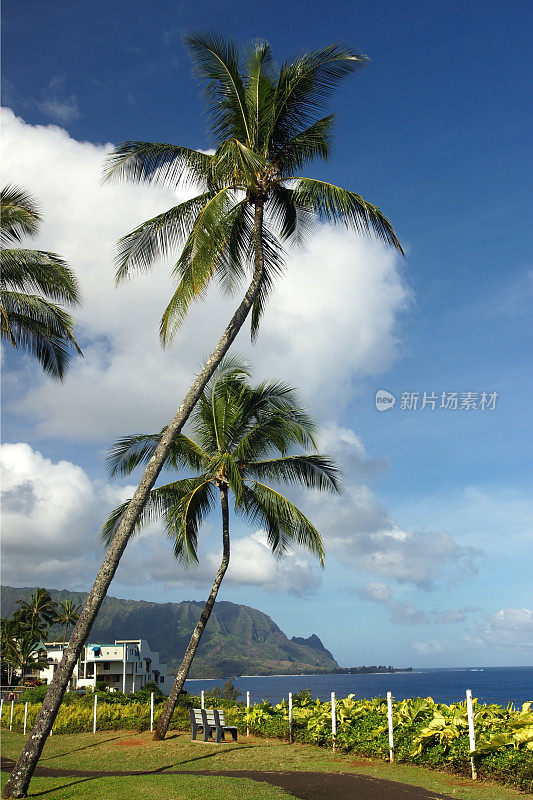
[306,483,481,588]
[0,443,130,587]
[354,582,478,625]
[481,608,533,648]
[1,107,410,441]
[0,443,321,597]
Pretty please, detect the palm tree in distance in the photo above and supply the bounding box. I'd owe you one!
[55,601,82,645]
[17,589,58,644]
[3,34,402,797]
[102,360,340,739]
[1,185,82,380]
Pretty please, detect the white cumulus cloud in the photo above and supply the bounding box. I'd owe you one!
[1,107,410,441]
[481,608,533,648]
[0,443,133,587]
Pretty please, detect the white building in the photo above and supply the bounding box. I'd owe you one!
[40,639,168,694]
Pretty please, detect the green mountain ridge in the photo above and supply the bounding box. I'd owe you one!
[1,585,339,678]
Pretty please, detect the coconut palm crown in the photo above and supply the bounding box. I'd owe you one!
[102,361,340,564]
[1,184,82,380]
[104,33,403,344]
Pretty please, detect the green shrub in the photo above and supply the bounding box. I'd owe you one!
[21,685,48,703]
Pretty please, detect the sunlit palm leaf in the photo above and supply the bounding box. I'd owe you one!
[103,141,213,189]
[240,482,325,564]
[245,454,341,493]
[114,191,219,282]
[184,32,251,146]
[290,177,404,253]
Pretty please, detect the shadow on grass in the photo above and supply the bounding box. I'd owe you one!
[176,744,263,768]
[29,776,97,797]
[40,736,122,761]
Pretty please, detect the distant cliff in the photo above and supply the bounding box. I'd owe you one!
[1,585,339,678]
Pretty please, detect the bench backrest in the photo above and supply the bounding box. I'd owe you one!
[204,709,217,727]
[191,707,227,727]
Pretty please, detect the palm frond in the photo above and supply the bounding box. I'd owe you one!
[249,222,285,339]
[1,249,81,304]
[244,454,341,493]
[290,177,404,253]
[99,480,198,548]
[273,114,335,172]
[1,184,41,245]
[212,138,267,188]
[107,431,211,478]
[114,191,218,282]
[272,44,367,148]
[231,381,318,457]
[1,290,82,379]
[239,482,325,565]
[184,32,251,145]
[159,188,244,344]
[244,40,276,152]
[163,477,216,565]
[103,141,213,189]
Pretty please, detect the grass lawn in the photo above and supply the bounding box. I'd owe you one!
[1,729,529,799]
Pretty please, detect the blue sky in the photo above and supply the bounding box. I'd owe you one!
[2,0,532,668]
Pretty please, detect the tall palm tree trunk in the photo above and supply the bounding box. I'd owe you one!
[154,484,230,740]
[2,204,264,799]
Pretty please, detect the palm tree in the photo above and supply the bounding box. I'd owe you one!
[55,601,82,644]
[1,616,20,685]
[3,35,401,797]
[5,635,48,683]
[16,589,58,644]
[1,614,49,684]
[102,361,340,739]
[1,184,82,380]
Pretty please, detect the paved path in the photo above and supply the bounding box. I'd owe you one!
[1,756,456,799]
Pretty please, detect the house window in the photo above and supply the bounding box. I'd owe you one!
[103,662,110,671]
[114,675,120,682]
[159,676,164,684]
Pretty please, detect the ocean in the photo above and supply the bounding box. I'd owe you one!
[185,665,533,707]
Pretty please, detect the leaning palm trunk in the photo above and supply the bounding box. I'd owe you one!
[154,485,230,740]
[1,207,264,799]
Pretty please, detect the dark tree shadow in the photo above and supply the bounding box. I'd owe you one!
[40,735,122,761]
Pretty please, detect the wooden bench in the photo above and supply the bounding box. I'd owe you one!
[189,708,238,743]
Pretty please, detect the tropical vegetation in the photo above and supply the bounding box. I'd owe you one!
[1,590,58,684]
[2,692,531,791]
[102,361,340,739]
[55,601,82,644]
[0,184,82,380]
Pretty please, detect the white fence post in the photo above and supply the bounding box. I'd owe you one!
[93,693,98,733]
[23,702,28,735]
[246,690,250,738]
[201,690,205,710]
[288,692,293,744]
[466,689,477,779]
[150,692,154,732]
[331,691,336,752]
[9,700,14,731]
[387,692,394,762]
